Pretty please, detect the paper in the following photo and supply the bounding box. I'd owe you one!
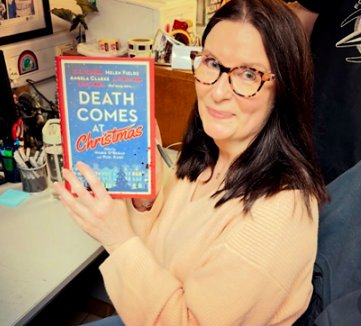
[0,189,30,207]
[171,44,202,70]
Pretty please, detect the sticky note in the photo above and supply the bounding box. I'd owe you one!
[0,189,30,207]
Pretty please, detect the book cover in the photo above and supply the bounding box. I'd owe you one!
[56,56,155,198]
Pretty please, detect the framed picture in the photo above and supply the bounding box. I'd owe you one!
[196,0,205,26]
[0,0,52,46]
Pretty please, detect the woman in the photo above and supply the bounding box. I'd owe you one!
[55,0,328,324]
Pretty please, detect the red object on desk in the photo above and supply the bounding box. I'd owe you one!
[11,118,24,146]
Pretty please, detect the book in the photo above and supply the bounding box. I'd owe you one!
[56,56,156,198]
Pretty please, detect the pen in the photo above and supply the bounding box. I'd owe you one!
[155,139,173,168]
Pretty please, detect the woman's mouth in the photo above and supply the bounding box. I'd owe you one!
[207,107,234,119]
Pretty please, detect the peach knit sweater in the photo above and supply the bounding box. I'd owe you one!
[100,171,319,326]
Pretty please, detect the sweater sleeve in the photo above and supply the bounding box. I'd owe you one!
[100,190,318,326]
[124,187,164,241]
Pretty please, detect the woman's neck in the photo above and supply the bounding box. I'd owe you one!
[214,138,248,164]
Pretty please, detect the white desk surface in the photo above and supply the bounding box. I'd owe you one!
[0,183,104,326]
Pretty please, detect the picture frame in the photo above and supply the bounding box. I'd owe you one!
[0,0,53,46]
[196,0,205,26]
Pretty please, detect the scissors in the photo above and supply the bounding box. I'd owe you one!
[11,118,24,147]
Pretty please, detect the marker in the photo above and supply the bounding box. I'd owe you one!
[29,157,39,168]
[13,150,28,169]
[33,150,40,161]
[25,147,30,160]
[18,147,27,162]
[37,149,45,165]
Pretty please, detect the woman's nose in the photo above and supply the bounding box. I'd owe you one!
[211,72,233,101]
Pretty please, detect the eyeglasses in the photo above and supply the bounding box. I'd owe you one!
[190,51,276,98]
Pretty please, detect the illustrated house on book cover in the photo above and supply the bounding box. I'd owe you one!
[56,56,156,198]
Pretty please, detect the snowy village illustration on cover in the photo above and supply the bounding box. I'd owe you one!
[56,56,155,198]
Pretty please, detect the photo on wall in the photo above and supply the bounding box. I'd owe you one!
[0,0,52,45]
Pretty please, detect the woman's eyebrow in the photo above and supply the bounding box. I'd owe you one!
[202,48,271,72]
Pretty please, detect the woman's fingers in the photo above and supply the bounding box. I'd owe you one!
[61,166,95,207]
[60,161,110,203]
[54,179,93,219]
[76,161,111,201]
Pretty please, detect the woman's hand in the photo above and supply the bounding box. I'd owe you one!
[54,161,135,253]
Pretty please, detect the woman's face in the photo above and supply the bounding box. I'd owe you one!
[196,20,276,153]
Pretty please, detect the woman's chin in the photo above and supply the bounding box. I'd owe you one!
[204,126,233,142]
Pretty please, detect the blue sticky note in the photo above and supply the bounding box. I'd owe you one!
[0,189,30,207]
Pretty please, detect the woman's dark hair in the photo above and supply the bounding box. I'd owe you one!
[176,0,328,213]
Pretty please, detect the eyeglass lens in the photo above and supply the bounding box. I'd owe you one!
[192,54,267,97]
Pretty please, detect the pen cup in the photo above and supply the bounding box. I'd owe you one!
[17,163,48,193]
[0,151,21,183]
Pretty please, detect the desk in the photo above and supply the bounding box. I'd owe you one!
[0,184,104,326]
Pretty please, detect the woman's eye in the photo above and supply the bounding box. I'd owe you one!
[237,68,257,81]
[203,56,219,70]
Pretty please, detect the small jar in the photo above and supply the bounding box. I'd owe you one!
[42,119,63,184]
